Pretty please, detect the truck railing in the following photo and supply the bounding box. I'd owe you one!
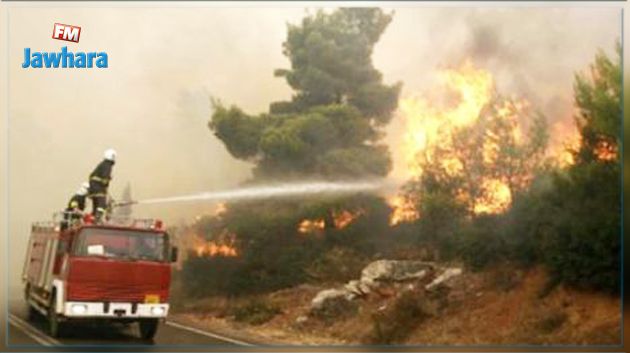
[34,211,164,231]
[31,221,59,232]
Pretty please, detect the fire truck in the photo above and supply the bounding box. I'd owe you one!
[22,212,178,340]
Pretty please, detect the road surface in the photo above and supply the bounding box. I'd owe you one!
[7,299,254,347]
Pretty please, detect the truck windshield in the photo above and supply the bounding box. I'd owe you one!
[74,228,167,262]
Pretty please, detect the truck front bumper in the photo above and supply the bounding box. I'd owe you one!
[63,301,169,318]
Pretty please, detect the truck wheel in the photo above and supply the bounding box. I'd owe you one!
[48,295,63,338]
[138,319,159,340]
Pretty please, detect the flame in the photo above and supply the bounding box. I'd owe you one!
[396,62,494,178]
[547,123,615,166]
[333,209,363,229]
[298,219,325,234]
[549,118,580,167]
[387,60,579,221]
[556,138,580,167]
[389,61,497,220]
[397,62,494,180]
[193,233,238,257]
[214,202,227,216]
[195,241,238,257]
[594,140,618,161]
[472,179,512,214]
[388,195,419,226]
[297,210,363,233]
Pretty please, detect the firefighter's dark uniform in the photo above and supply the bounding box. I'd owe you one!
[89,159,114,220]
[60,193,86,231]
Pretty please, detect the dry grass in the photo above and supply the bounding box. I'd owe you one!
[172,266,621,345]
[405,266,621,345]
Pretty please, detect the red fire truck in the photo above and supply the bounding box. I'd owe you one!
[22,213,178,340]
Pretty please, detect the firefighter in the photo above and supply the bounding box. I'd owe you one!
[60,182,89,231]
[89,148,116,222]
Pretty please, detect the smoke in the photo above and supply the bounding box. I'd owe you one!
[137,181,384,205]
[378,7,620,177]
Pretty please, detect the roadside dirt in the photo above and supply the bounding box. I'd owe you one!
[170,266,621,345]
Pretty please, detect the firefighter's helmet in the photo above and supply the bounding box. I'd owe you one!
[104,148,117,162]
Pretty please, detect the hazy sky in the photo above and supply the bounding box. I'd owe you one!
[1,4,621,289]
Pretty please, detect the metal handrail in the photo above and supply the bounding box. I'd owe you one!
[32,211,161,231]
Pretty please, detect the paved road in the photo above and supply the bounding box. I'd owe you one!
[8,299,253,347]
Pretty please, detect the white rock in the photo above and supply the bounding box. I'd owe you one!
[425,267,463,291]
[344,279,372,297]
[358,281,372,294]
[295,315,308,324]
[344,280,362,294]
[310,289,349,311]
[360,260,433,283]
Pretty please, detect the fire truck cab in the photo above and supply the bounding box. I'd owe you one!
[22,214,178,340]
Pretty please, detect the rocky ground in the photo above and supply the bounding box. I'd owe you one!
[171,261,621,345]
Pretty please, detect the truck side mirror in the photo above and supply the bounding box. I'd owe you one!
[170,247,179,263]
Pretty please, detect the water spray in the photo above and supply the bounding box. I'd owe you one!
[112,180,389,208]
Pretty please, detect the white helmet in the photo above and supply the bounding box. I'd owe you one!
[76,182,90,196]
[104,148,117,162]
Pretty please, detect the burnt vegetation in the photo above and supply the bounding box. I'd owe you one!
[179,8,621,300]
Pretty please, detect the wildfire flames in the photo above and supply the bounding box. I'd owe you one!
[194,236,238,257]
[472,179,512,215]
[297,209,364,234]
[388,195,419,226]
[387,60,577,225]
[214,202,227,216]
[594,140,618,161]
[333,209,363,229]
[298,218,325,233]
[387,61,498,223]
[397,61,495,180]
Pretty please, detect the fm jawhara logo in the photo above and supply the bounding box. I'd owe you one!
[52,23,81,43]
[22,22,108,69]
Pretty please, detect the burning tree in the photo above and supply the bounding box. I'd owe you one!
[395,46,621,292]
[573,45,621,164]
[382,61,552,263]
[395,62,549,221]
[412,97,549,216]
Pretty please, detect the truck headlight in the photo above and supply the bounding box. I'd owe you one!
[150,306,165,316]
[71,304,88,315]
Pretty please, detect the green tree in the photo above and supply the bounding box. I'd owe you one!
[272,8,401,122]
[210,8,401,179]
[203,8,400,295]
[541,45,621,292]
[573,44,621,164]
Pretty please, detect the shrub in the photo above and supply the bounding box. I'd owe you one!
[305,247,368,283]
[540,163,620,293]
[367,290,431,344]
[310,295,359,322]
[458,216,507,271]
[232,301,281,325]
[536,311,567,334]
